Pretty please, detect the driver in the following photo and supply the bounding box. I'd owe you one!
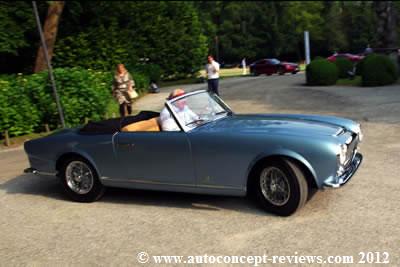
[159,89,199,131]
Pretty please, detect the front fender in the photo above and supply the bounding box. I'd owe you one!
[246,148,318,188]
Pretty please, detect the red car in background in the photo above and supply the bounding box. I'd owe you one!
[327,53,364,62]
[249,58,299,76]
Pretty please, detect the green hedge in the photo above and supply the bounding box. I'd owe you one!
[0,77,40,136]
[133,64,162,83]
[361,54,398,86]
[306,59,338,86]
[129,69,150,93]
[334,58,354,79]
[0,67,150,137]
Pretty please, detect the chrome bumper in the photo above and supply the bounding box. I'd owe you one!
[323,153,363,188]
[24,167,56,176]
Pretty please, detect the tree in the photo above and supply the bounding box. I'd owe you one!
[341,1,376,53]
[53,1,208,78]
[34,1,65,73]
[374,1,397,48]
[0,1,38,73]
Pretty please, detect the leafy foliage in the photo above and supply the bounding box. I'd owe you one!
[355,56,367,76]
[0,1,35,55]
[133,64,162,83]
[0,68,150,136]
[361,54,397,86]
[0,76,40,136]
[53,2,208,79]
[306,59,338,86]
[0,1,394,74]
[334,58,354,79]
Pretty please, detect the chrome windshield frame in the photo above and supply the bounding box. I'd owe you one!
[165,90,233,133]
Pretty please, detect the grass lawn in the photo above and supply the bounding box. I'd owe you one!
[159,68,251,88]
[198,67,249,78]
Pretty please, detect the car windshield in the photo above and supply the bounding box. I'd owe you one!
[169,91,231,131]
[269,59,280,64]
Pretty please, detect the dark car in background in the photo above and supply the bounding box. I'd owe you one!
[249,58,299,76]
[327,53,364,63]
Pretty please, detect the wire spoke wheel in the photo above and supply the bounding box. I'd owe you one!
[260,166,291,206]
[65,161,94,195]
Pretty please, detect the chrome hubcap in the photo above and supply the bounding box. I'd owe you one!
[65,161,94,194]
[260,167,290,206]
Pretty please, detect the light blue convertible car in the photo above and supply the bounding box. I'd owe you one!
[24,90,363,216]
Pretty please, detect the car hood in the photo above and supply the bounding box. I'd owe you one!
[281,62,298,66]
[197,114,345,137]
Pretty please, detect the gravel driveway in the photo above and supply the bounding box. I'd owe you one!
[1,73,399,266]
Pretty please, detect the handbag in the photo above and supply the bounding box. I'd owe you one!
[127,89,139,99]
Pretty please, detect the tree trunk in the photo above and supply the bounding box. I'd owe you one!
[34,1,65,73]
[374,1,397,48]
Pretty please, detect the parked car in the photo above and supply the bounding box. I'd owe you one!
[249,58,299,76]
[24,90,363,216]
[327,53,364,63]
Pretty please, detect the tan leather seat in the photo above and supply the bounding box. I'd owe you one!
[121,117,160,132]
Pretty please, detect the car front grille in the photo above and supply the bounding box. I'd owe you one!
[345,134,359,166]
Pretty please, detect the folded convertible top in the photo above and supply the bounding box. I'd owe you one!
[78,111,159,134]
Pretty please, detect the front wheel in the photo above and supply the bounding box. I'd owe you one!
[251,159,308,216]
[59,156,105,202]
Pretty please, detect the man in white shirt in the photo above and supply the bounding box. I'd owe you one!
[205,55,220,95]
[159,89,199,131]
[242,58,247,75]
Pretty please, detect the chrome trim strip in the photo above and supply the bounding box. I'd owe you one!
[100,177,243,190]
[334,128,344,136]
[324,153,363,188]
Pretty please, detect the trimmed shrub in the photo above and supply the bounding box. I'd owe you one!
[306,59,338,86]
[361,54,397,86]
[313,56,325,61]
[334,58,354,79]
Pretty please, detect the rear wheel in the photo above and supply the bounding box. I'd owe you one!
[250,159,308,216]
[59,156,105,202]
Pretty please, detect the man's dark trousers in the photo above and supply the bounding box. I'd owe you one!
[207,78,219,95]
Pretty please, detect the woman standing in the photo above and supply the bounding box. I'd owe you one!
[112,64,136,117]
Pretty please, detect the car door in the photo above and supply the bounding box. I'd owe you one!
[266,59,279,74]
[258,60,268,74]
[113,131,195,185]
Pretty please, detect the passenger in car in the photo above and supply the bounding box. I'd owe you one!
[159,89,198,131]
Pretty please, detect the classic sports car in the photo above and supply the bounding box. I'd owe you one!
[327,53,364,63]
[249,58,299,76]
[24,90,363,216]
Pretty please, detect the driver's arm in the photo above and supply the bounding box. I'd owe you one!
[186,107,199,121]
[160,108,180,131]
